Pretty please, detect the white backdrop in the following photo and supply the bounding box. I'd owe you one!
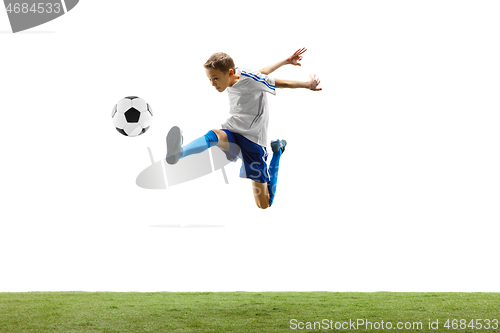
[1,1,499,292]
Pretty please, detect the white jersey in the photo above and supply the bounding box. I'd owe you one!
[221,67,276,147]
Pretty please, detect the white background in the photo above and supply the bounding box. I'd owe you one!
[1,1,499,292]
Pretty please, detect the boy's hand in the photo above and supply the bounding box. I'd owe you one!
[308,74,322,91]
[286,47,307,66]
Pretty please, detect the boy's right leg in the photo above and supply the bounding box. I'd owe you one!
[166,127,228,164]
[211,129,230,151]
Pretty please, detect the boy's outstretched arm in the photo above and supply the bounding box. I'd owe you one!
[275,74,322,91]
[259,47,307,75]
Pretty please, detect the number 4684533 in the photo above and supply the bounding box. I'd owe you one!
[6,2,62,14]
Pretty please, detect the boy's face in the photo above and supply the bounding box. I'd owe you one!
[205,68,234,93]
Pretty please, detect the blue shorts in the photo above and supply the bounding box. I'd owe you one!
[220,129,270,183]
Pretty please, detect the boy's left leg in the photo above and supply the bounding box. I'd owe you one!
[251,139,286,209]
[267,139,286,207]
[252,181,270,209]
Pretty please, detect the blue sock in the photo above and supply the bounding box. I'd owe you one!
[268,149,282,206]
[181,130,219,159]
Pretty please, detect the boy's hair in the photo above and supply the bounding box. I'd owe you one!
[204,52,235,73]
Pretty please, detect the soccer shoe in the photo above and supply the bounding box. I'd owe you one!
[271,139,287,154]
[166,126,183,164]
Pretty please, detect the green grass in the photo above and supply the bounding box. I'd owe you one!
[0,292,499,332]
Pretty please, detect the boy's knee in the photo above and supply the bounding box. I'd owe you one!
[211,129,227,142]
[256,201,270,209]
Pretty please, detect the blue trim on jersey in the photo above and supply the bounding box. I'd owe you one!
[241,70,275,91]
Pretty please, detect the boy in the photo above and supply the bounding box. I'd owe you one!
[166,48,321,209]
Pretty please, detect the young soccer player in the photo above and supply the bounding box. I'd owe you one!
[166,48,321,209]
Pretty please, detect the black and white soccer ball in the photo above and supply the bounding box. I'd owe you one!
[112,96,153,137]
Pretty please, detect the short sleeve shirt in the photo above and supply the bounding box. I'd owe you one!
[221,67,276,147]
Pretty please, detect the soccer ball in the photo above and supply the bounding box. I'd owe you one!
[112,96,153,137]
